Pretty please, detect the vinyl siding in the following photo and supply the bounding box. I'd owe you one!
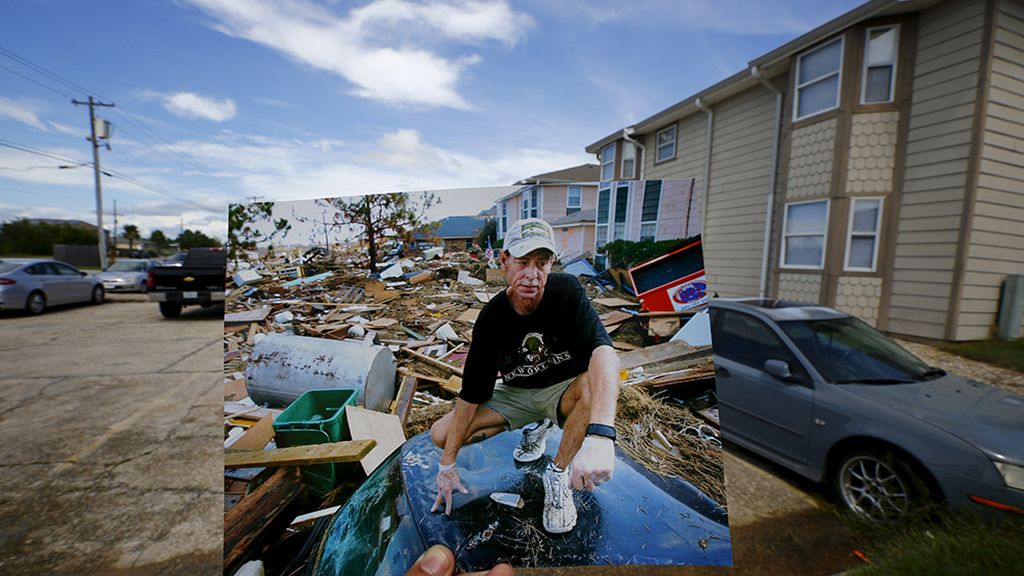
[701,87,778,297]
[954,0,1024,340]
[644,114,707,182]
[889,0,986,340]
[541,185,564,221]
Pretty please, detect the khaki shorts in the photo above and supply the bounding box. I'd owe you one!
[484,376,576,430]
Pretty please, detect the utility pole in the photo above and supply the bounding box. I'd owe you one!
[72,96,115,270]
[112,199,118,263]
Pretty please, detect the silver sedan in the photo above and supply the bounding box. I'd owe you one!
[96,259,161,293]
[0,259,105,314]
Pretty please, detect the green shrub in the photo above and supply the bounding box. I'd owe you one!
[602,238,693,269]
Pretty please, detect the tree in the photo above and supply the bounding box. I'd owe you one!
[228,202,290,263]
[476,218,497,251]
[177,229,222,250]
[320,192,437,272]
[149,229,170,251]
[123,224,140,252]
[0,218,99,255]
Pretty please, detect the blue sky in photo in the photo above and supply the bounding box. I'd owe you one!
[0,0,861,240]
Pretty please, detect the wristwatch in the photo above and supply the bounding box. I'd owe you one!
[585,423,617,442]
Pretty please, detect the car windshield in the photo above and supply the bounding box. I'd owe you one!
[107,261,146,272]
[779,317,937,384]
[0,262,25,274]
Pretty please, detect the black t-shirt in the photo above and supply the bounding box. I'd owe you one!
[459,273,613,404]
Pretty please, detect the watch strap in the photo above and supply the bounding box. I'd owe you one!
[586,423,616,441]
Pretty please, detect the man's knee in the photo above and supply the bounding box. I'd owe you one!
[430,417,448,448]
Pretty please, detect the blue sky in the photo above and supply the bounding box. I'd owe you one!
[0,0,861,241]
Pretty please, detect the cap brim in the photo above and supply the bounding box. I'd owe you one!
[507,240,556,258]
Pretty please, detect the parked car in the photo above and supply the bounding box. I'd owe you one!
[96,259,161,293]
[161,252,188,267]
[0,258,104,314]
[148,247,226,318]
[710,298,1024,521]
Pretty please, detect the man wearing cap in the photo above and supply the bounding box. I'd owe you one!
[429,217,620,534]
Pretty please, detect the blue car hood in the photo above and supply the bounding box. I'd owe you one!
[842,375,1024,462]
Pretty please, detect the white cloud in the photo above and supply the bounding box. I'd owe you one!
[0,97,49,131]
[161,91,238,122]
[181,0,533,109]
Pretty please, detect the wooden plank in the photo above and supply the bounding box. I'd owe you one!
[617,341,706,371]
[397,368,449,385]
[224,378,247,402]
[392,374,419,426]
[600,310,633,328]
[345,406,406,475]
[612,341,641,351]
[456,308,480,324]
[224,468,305,575]
[593,297,638,307]
[400,347,464,377]
[230,414,275,451]
[225,307,271,324]
[224,440,376,469]
[441,375,463,395]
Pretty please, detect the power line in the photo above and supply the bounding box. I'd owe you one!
[0,138,88,165]
[0,45,95,98]
[0,62,74,99]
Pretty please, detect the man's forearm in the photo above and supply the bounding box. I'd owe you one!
[588,345,620,426]
[441,398,478,466]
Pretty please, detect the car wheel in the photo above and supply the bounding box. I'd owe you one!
[91,285,105,305]
[159,302,182,318]
[138,280,148,293]
[835,451,931,521]
[26,291,46,315]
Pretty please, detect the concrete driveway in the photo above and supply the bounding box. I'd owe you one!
[0,296,223,575]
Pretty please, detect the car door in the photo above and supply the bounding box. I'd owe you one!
[712,308,815,465]
[26,263,68,304]
[53,262,92,302]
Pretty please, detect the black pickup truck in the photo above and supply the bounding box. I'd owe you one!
[147,247,226,318]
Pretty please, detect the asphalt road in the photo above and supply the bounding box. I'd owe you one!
[0,295,223,575]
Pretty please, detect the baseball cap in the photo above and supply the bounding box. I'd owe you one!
[504,218,557,258]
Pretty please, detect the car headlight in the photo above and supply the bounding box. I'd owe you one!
[995,462,1024,491]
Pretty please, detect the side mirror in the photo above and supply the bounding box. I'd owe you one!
[764,359,793,381]
[80,271,88,277]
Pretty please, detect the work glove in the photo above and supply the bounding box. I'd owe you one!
[431,462,468,515]
[569,436,615,491]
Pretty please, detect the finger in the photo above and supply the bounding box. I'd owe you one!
[584,473,596,492]
[456,481,468,495]
[445,492,453,516]
[431,491,442,513]
[571,467,586,491]
[463,563,515,576]
[404,544,455,576]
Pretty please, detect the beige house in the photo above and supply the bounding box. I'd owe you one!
[586,0,1024,341]
[496,164,601,261]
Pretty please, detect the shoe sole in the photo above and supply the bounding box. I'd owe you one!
[512,427,550,463]
[543,518,577,534]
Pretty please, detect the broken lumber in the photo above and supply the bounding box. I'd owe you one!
[400,346,464,377]
[230,413,275,451]
[224,440,376,469]
[225,307,271,324]
[224,468,305,575]
[392,374,418,426]
[617,341,709,371]
[345,406,406,475]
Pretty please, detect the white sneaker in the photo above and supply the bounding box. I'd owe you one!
[513,418,553,463]
[542,464,577,534]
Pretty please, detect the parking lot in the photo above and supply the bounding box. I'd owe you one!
[0,295,222,575]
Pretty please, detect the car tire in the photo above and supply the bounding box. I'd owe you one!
[138,280,148,293]
[159,302,182,318]
[835,451,933,521]
[91,285,105,305]
[26,291,46,315]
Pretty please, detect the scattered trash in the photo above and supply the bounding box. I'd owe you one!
[232,269,264,287]
[490,492,525,509]
[434,322,459,342]
[274,310,294,324]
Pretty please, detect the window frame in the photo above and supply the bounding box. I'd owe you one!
[595,185,611,250]
[611,183,630,242]
[600,143,616,181]
[843,197,884,272]
[639,180,662,242]
[654,124,677,164]
[520,186,539,220]
[620,142,636,179]
[781,199,831,270]
[566,185,582,215]
[793,36,845,121]
[498,201,508,239]
[860,25,899,105]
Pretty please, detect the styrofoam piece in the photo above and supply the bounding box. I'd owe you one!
[232,269,263,286]
[422,247,444,260]
[435,322,458,341]
[669,309,712,347]
[348,324,366,338]
[457,270,484,286]
[380,261,405,279]
[274,310,294,324]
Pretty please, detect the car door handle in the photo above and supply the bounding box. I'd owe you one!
[715,366,730,377]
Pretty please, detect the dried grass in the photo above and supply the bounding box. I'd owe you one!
[405,400,455,437]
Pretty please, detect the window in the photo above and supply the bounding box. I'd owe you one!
[520,187,538,219]
[640,180,661,241]
[862,26,898,104]
[596,187,611,249]
[53,263,81,276]
[566,185,581,215]
[782,200,830,268]
[845,198,883,271]
[498,201,508,239]
[715,310,801,375]
[612,184,629,241]
[795,37,843,120]
[655,125,676,163]
[600,143,616,181]
[621,142,636,179]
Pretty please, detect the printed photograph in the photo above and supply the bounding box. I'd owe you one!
[223,179,730,573]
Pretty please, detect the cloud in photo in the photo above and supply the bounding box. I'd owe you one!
[0,97,49,131]
[161,91,238,122]
[182,0,534,109]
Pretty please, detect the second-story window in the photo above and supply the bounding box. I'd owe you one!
[795,37,843,120]
[640,180,662,241]
[600,142,616,181]
[621,142,636,179]
[499,201,508,239]
[862,26,898,104]
[521,187,538,219]
[567,185,581,215]
[596,186,610,249]
[656,125,677,163]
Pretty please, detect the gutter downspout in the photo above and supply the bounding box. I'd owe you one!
[751,65,783,299]
[622,128,646,180]
[694,97,713,240]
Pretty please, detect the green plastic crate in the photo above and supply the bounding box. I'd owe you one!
[273,389,358,496]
